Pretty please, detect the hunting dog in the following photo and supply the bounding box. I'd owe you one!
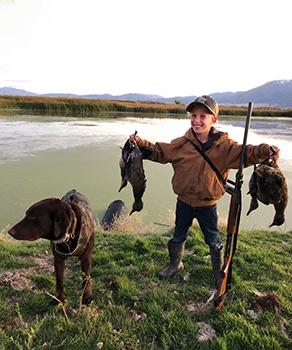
[8,190,95,305]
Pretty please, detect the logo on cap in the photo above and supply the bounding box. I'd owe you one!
[196,96,208,104]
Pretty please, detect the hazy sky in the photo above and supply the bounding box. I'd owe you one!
[1,0,291,97]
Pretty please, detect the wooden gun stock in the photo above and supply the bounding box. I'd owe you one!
[227,191,240,234]
[213,256,231,310]
[214,191,240,311]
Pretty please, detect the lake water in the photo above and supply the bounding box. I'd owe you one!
[0,111,291,234]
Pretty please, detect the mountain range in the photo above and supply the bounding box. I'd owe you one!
[1,79,292,108]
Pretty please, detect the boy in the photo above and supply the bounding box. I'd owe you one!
[130,95,279,288]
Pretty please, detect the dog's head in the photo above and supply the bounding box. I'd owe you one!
[8,198,76,241]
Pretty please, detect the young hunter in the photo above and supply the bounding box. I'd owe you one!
[130,95,280,289]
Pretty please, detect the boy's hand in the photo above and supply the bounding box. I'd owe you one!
[129,133,141,145]
[269,146,280,162]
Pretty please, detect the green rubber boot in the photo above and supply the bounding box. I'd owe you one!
[210,247,224,288]
[158,241,185,280]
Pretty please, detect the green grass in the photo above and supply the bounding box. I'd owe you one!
[0,226,292,349]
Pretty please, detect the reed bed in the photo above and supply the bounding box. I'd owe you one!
[1,95,292,117]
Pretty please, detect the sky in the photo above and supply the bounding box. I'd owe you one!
[1,0,291,97]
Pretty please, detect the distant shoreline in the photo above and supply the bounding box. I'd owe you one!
[1,94,292,118]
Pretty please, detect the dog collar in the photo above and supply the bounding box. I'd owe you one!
[53,208,77,246]
[52,232,71,245]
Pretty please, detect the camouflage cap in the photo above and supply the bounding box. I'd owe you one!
[186,95,219,117]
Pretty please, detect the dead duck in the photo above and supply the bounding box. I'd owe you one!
[118,134,153,215]
[247,158,288,227]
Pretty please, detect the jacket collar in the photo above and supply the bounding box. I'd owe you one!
[184,127,228,151]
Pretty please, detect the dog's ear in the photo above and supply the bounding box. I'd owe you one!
[53,202,72,239]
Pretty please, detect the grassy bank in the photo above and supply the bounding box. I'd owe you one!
[1,95,292,117]
[0,225,292,349]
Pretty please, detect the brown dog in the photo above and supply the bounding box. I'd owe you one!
[8,190,95,305]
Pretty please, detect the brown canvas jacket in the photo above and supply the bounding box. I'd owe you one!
[140,127,270,206]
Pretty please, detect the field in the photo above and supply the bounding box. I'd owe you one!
[1,222,292,349]
[1,95,292,117]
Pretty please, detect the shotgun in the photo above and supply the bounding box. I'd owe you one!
[213,102,253,312]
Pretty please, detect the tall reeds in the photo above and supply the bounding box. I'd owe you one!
[1,94,291,117]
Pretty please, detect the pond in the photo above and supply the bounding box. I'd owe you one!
[0,111,291,234]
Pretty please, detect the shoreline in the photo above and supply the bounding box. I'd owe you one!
[1,95,292,117]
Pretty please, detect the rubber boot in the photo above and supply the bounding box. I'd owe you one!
[210,247,224,288]
[157,241,185,280]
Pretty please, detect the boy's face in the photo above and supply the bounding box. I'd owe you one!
[189,105,217,136]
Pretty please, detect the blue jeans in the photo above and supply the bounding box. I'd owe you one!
[170,199,222,251]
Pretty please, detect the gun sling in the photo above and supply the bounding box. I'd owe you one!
[189,140,226,187]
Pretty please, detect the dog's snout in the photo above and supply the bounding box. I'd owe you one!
[8,228,16,237]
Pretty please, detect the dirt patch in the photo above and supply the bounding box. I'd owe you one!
[22,256,73,278]
[26,256,73,278]
[197,322,217,342]
[0,271,36,291]
[0,256,73,291]
[27,256,55,274]
[251,292,282,313]
[0,314,35,330]
[184,301,212,314]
